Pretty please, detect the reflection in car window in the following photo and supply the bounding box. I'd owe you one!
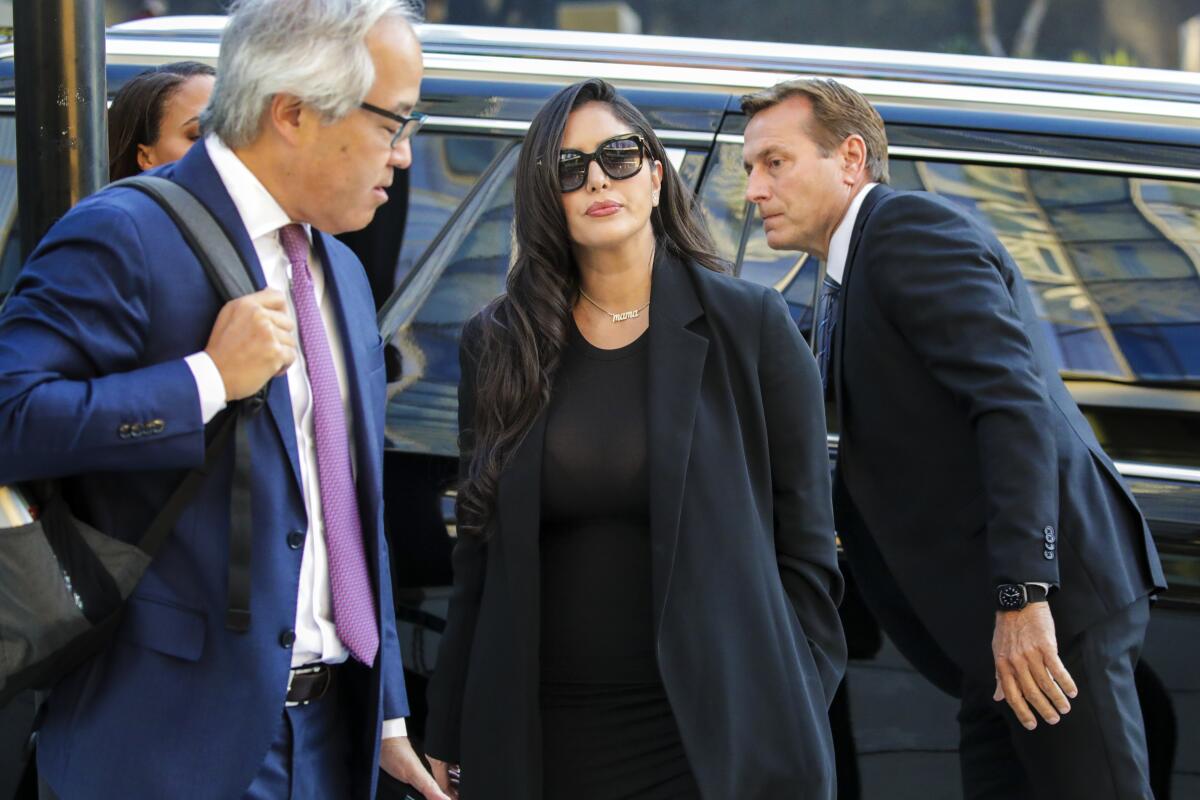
[894,162,1200,382]
[697,142,750,264]
[394,134,507,288]
[385,147,520,456]
[0,115,19,296]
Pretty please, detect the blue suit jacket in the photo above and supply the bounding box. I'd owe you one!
[0,142,408,798]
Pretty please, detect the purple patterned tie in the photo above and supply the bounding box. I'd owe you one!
[279,224,379,666]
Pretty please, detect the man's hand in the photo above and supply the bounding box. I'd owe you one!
[379,736,451,800]
[428,755,460,800]
[992,603,1078,730]
[204,289,297,401]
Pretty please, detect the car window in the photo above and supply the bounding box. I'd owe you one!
[395,133,509,289]
[889,161,1200,383]
[0,115,20,296]
[696,142,750,265]
[383,144,521,457]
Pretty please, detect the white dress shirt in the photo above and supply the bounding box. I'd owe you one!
[184,135,405,737]
[824,182,878,286]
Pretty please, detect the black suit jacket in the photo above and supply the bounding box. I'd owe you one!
[425,250,846,799]
[833,185,1166,683]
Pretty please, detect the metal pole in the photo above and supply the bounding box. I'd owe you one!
[14,0,107,261]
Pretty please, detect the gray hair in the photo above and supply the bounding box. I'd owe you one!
[202,0,422,148]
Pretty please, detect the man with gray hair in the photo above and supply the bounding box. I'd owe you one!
[0,1,448,797]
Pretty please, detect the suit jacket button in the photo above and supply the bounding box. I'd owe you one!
[1043,549,1055,560]
[279,629,296,648]
[287,530,305,550]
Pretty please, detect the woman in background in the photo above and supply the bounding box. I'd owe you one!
[108,61,215,181]
[424,78,846,800]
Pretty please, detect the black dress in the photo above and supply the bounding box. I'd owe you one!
[538,319,701,800]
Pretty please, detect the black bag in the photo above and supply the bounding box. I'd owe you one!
[0,176,262,707]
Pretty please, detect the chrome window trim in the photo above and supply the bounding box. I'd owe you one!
[718,133,1200,182]
[100,20,1200,106]
[418,116,714,147]
[6,36,1195,124]
[418,54,1200,122]
[826,435,1200,485]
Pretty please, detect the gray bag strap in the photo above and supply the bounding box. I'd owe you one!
[110,175,257,302]
[111,174,263,633]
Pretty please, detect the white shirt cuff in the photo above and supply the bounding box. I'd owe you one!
[184,352,228,424]
[381,717,408,739]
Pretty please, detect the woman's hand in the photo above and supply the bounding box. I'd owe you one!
[428,755,461,799]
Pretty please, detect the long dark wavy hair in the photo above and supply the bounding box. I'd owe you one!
[457,78,728,539]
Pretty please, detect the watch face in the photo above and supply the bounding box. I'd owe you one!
[997,585,1026,610]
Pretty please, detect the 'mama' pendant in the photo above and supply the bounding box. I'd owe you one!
[611,309,641,323]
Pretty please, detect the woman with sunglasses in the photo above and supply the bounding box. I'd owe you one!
[423,78,846,800]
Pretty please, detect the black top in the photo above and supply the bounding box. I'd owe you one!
[539,319,657,684]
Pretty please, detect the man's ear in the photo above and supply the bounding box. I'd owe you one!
[267,93,306,145]
[840,134,868,184]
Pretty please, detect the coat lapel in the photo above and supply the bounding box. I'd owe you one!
[168,143,304,499]
[497,409,546,725]
[647,252,708,637]
[833,184,891,421]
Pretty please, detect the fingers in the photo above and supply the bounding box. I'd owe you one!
[1046,650,1079,700]
[1013,653,1061,725]
[1031,650,1073,716]
[996,662,1037,730]
[408,766,452,800]
[432,763,460,799]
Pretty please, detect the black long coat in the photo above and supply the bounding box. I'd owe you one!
[424,251,847,799]
[832,185,1166,685]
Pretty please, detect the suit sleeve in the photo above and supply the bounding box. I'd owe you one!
[863,193,1060,588]
[423,315,488,762]
[0,200,206,484]
[759,288,847,707]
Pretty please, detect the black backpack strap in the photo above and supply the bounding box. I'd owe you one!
[113,175,262,633]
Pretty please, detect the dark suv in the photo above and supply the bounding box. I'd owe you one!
[1,18,1198,799]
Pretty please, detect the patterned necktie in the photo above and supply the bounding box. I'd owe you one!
[815,274,841,391]
[279,224,379,666]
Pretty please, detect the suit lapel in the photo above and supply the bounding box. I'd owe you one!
[833,184,891,421]
[647,252,708,637]
[169,144,304,499]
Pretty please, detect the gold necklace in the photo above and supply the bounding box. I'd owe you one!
[578,287,650,323]
[578,246,654,324]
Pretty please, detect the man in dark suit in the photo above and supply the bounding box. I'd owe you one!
[740,78,1165,799]
[0,1,447,797]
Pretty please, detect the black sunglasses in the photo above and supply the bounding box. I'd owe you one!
[556,134,648,192]
[360,102,427,148]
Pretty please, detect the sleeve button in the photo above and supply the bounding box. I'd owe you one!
[1043,549,1056,560]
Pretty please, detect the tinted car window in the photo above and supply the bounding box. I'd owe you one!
[384,144,521,457]
[395,134,508,288]
[697,142,750,265]
[0,115,19,296]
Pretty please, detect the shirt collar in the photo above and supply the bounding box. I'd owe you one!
[825,182,878,285]
[204,133,311,245]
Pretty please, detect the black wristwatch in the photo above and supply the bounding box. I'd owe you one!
[996,583,1049,611]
